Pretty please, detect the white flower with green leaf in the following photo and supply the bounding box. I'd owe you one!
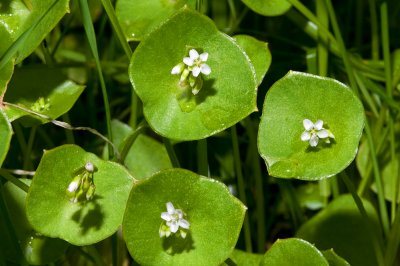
[66,162,96,203]
[301,119,334,147]
[159,202,190,238]
[171,48,211,95]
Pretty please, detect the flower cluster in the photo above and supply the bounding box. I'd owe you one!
[66,162,96,203]
[171,48,211,95]
[301,119,335,147]
[159,202,190,238]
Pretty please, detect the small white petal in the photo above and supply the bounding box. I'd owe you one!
[189,49,199,60]
[161,212,172,221]
[169,221,179,233]
[171,65,182,74]
[166,202,175,214]
[183,57,194,66]
[317,129,329,138]
[309,135,319,147]
[303,119,314,130]
[301,131,311,141]
[178,219,190,229]
[314,120,324,130]
[199,52,208,62]
[68,181,79,192]
[159,229,166,237]
[180,230,187,238]
[200,64,211,75]
[85,162,94,172]
[192,66,201,77]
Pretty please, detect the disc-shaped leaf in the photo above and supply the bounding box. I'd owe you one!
[3,67,84,125]
[240,0,292,16]
[0,0,70,63]
[0,179,69,265]
[129,7,257,140]
[0,109,12,167]
[26,145,134,245]
[296,195,381,266]
[115,0,196,41]
[123,168,246,265]
[258,71,365,180]
[260,238,329,266]
[106,120,172,179]
[234,35,271,86]
[224,249,263,266]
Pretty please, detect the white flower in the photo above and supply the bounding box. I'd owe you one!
[301,119,334,147]
[160,202,190,238]
[85,162,94,173]
[183,49,211,77]
[67,181,79,193]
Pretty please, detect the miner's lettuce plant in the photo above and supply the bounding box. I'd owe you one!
[0,0,399,265]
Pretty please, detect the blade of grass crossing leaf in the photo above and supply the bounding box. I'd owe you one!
[0,0,61,71]
[324,0,389,238]
[232,125,252,252]
[162,138,180,168]
[78,0,113,157]
[354,71,379,117]
[380,1,397,223]
[98,0,140,130]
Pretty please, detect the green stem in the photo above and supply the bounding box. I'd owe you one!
[0,170,30,193]
[368,0,380,61]
[276,179,303,229]
[163,138,180,168]
[340,172,384,266]
[78,0,113,157]
[316,0,329,77]
[244,118,266,253]
[231,125,253,252]
[197,139,208,177]
[385,203,400,266]
[22,126,36,172]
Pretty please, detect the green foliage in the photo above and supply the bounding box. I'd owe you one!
[26,145,134,245]
[240,0,291,16]
[296,195,381,266]
[261,238,329,266]
[0,110,12,167]
[3,67,84,124]
[0,179,69,265]
[129,7,258,140]
[123,168,245,265]
[258,71,365,180]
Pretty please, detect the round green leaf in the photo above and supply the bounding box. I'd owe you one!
[26,144,134,246]
[123,168,246,265]
[296,195,381,266]
[0,0,70,63]
[0,179,69,265]
[240,0,292,17]
[129,7,257,140]
[0,109,12,167]
[260,238,329,266]
[115,0,196,41]
[3,67,84,125]
[258,71,365,180]
[234,35,271,86]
